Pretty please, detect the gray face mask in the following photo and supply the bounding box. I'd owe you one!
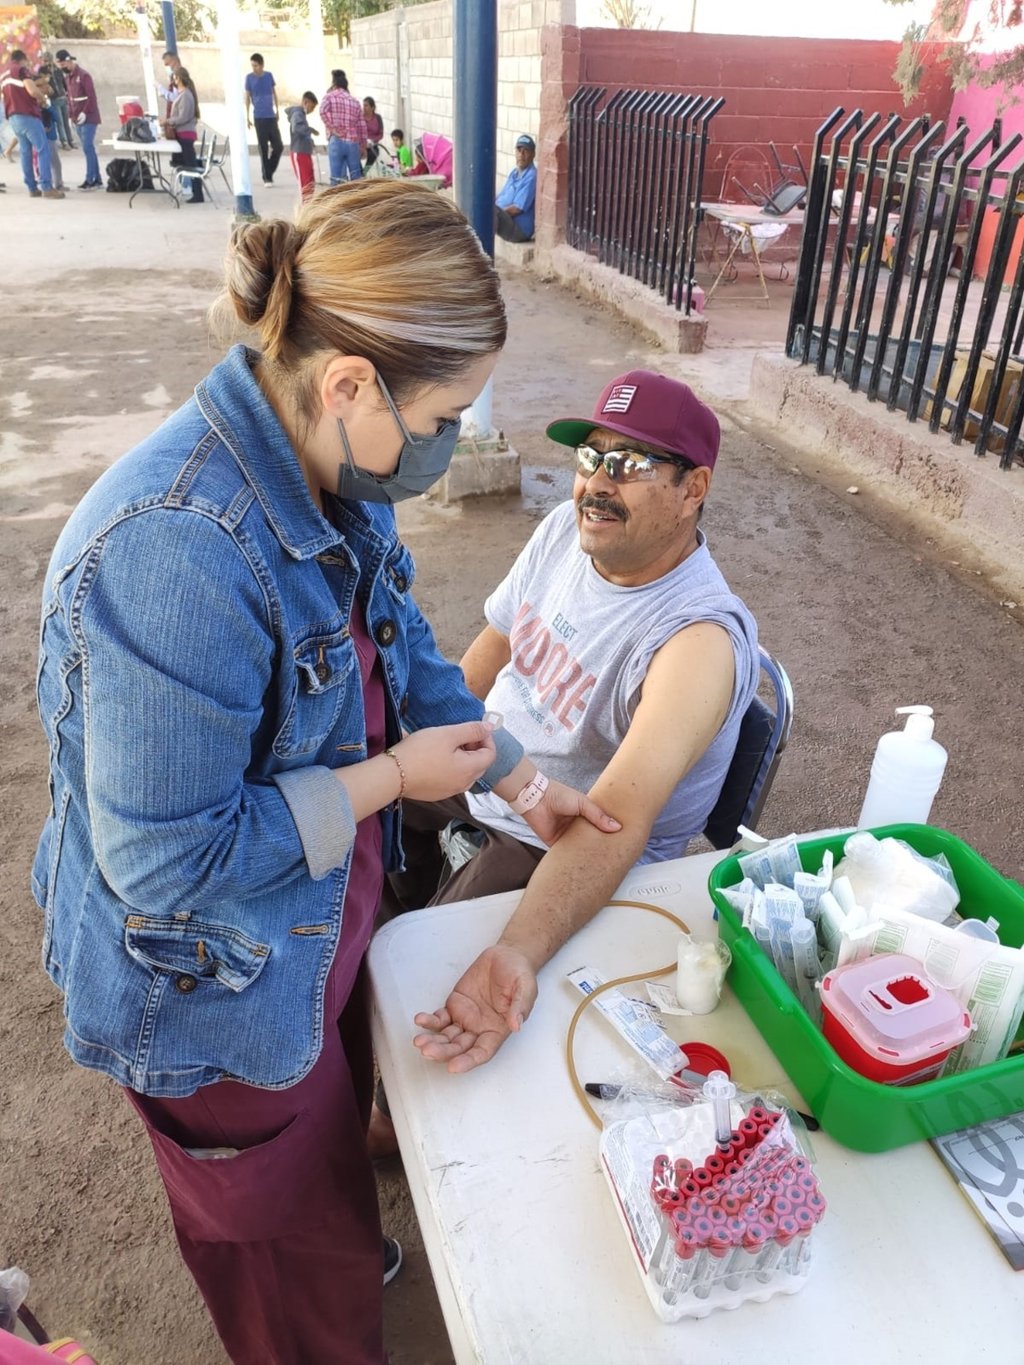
[336,373,462,504]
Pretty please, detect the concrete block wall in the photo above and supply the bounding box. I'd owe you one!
[351,0,562,189]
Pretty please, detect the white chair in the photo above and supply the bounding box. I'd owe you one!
[173,133,231,205]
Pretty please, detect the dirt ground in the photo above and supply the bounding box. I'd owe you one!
[2,185,1024,1365]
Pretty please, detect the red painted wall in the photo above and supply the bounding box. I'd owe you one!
[577,30,954,201]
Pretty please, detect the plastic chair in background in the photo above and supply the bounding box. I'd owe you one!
[702,646,795,850]
[172,132,231,206]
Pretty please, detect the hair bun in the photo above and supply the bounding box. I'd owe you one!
[226,220,300,338]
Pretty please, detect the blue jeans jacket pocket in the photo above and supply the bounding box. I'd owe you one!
[124,916,271,992]
[274,630,357,758]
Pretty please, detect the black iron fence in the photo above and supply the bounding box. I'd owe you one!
[567,86,723,315]
[788,107,1024,468]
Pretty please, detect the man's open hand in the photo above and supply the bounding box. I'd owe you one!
[413,945,538,1074]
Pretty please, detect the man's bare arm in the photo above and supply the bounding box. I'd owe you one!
[460,624,511,701]
[498,621,735,966]
[415,621,737,1071]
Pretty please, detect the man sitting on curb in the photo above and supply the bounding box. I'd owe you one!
[495,132,537,242]
[385,371,759,1102]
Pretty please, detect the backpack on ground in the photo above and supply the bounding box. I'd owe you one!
[105,157,153,192]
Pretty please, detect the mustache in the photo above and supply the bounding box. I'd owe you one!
[577,494,627,522]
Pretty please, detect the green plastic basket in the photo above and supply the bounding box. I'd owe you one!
[708,824,1024,1152]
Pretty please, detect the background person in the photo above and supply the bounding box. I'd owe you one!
[39,51,73,147]
[158,49,181,120]
[31,178,615,1365]
[320,68,365,184]
[391,127,412,169]
[495,132,537,242]
[285,90,318,202]
[244,52,282,187]
[1,47,62,198]
[362,95,384,149]
[162,67,204,204]
[56,50,100,189]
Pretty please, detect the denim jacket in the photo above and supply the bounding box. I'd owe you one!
[32,345,524,1097]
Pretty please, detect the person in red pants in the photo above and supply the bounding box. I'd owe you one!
[285,91,318,201]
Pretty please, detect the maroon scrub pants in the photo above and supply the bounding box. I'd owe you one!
[126,967,384,1365]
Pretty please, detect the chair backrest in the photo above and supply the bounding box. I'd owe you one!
[702,646,794,851]
[210,135,228,166]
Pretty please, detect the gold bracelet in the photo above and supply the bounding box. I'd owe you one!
[384,747,407,802]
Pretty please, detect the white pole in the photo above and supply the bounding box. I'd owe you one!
[216,0,257,220]
[309,0,327,91]
[462,377,494,440]
[132,4,158,118]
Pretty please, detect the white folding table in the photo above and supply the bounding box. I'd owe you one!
[369,849,1022,1364]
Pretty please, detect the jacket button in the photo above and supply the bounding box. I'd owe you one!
[314,661,331,684]
[376,619,397,647]
[394,574,408,592]
[175,974,198,994]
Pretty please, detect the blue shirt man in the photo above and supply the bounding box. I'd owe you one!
[495,132,537,242]
[244,53,283,185]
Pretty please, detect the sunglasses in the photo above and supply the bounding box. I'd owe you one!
[574,444,695,484]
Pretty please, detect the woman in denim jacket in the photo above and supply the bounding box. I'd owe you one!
[33,181,616,1365]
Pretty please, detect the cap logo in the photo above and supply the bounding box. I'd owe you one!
[602,384,637,414]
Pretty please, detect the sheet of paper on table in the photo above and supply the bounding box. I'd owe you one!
[932,1113,1024,1269]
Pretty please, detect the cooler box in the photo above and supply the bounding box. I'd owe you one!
[708,824,1024,1151]
[116,96,144,124]
[820,954,972,1084]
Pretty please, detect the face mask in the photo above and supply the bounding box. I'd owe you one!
[336,372,462,504]
[164,65,174,77]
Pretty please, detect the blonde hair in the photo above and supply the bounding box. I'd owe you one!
[220,179,506,424]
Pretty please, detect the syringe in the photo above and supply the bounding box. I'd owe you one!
[703,1069,736,1147]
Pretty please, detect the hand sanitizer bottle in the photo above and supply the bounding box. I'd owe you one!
[857,706,948,829]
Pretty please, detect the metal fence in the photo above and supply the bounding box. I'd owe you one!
[567,86,723,316]
[788,107,1024,469]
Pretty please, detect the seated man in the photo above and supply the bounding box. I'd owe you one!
[495,132,537,242]
[398,370,760,1075]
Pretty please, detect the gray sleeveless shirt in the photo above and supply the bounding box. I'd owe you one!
[466,501,759,863]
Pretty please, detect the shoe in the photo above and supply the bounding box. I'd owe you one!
[29,189,42,197]
[89,179,103,187]
[78,179,95,189]
[382,1236,403,1287]
[42,188,65,198]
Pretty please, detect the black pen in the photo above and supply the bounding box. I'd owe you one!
[583,1080,820,1131]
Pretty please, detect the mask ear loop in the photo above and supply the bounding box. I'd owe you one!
[336,417,360,477]
[374,370,416,445]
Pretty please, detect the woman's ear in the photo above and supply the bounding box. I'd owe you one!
[319,355,378,421]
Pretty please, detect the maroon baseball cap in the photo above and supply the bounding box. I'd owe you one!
[546,369,720,470]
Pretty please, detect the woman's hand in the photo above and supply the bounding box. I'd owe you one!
[392,721,497,802]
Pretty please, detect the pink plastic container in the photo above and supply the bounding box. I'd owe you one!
[820,953,972,1086]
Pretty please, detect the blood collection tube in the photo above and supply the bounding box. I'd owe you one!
[748,1106,769,1125]
[785,1208,816,1274]
[668,1225,701,1299]
[691,1167,714,1191]
[806,1190,827,1219]
[705,1152,727,1178]
[738,1116,761,1146]
[692,1231,732,1300]
[725,1221,768,1289]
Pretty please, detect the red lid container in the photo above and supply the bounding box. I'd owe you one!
[820,953,972,1085]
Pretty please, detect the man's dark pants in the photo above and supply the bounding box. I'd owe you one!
[254,115,283,182]
[384,794,545,914]
[495,205,532,244]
